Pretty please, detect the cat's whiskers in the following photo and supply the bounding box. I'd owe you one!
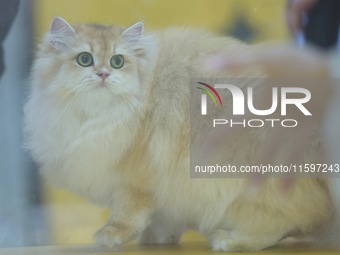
[128,50,145,57]
[102,80,141,113]
[121,93,138,108]
[40,84,81,123]
[42,81,90,127]
[50,86,87,128]
[115,90,143,115]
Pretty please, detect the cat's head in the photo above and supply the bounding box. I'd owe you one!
[34,17,155,115]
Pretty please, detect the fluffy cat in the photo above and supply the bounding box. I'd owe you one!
[24,17,336,251]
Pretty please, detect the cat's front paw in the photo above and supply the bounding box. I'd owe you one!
[94,223,138,247]
[208,229,250,252]
[209,230,232,252]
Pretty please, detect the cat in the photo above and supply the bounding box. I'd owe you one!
[24,17,336,251]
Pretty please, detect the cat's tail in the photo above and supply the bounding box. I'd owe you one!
[313,179,340,249]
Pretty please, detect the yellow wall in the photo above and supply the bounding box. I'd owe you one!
[33,0,288,244]
[34,0,289,41]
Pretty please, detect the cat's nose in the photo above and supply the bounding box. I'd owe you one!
[96,71,111,80]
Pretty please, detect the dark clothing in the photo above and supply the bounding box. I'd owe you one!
[305,0,340,50]
[0,0,20,78]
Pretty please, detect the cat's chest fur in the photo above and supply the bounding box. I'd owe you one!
[40,104,141,205]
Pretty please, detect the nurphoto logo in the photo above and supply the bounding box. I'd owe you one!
[197,82,312,128]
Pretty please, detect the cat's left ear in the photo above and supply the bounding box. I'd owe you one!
[47,17,76,49]
[122,22,144,44]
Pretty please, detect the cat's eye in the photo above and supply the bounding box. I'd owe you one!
[110,55,124,69]
[77,52,93,67]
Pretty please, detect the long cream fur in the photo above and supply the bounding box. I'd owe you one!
[24,17,337,251]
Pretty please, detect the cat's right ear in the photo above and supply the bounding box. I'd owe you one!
[47,17,76,50]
